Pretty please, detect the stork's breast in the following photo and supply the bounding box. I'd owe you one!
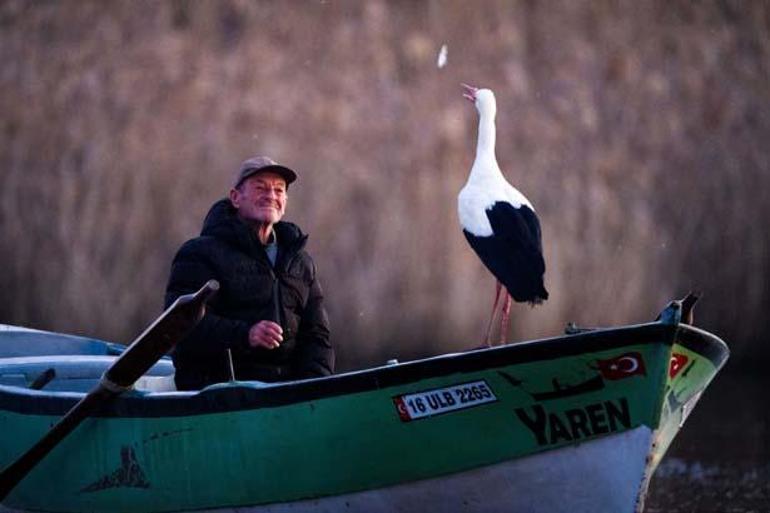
[458,189,495,236]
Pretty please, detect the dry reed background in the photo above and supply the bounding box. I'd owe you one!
[0,0,768,371]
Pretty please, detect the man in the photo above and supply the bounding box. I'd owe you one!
[165,156,333,390]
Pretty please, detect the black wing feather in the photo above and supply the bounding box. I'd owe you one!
[463,202,548,303]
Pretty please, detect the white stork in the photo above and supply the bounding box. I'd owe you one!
[458,83,548,346]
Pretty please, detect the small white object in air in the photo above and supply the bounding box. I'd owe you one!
[437,44,448,68]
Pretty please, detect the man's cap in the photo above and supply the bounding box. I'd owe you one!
[234,156,297,188]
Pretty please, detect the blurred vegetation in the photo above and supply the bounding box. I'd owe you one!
[0,0,768,371]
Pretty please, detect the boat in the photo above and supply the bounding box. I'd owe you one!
[0,298,728,513]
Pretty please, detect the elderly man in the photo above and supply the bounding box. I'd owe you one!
[165,156,333,390]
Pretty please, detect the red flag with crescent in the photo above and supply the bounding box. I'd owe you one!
[669,353,689,378]
[393,397,412,422]
[595,352,646,380]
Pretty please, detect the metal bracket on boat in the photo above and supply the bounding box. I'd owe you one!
[564,322,599,335]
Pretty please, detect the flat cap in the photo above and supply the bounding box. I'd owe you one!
[234,156,297,188]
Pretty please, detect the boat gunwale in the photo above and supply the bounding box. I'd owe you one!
[675,323,729,370]
[0,321,727,418]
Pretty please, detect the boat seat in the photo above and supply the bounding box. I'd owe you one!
[134,374,177,392]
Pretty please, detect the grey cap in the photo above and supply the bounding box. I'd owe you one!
[234,156,297,188]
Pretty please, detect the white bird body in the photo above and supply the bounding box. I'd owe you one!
[459,87,534,236]
[457,84,548,315]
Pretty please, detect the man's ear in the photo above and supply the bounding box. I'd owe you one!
[229,187,240,208]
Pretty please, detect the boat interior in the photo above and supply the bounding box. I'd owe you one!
[0,356,177,393]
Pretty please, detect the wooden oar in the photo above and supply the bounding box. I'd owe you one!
[0,279,219,499]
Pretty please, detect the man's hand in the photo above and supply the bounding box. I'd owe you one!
[248,321,283,349]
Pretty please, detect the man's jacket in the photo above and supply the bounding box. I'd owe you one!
[165,199,333,390]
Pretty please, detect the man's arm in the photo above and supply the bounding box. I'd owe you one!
[165,241,251,358]
[293,264,334,378]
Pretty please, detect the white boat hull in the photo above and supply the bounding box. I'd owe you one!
[1,426,651,513]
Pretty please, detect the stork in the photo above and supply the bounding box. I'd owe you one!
[458,83,548,346]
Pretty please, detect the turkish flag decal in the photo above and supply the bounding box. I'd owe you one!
[669,353,689,378]
[595,352,646,380]
[392,396,411,422]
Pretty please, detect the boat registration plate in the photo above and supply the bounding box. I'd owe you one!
[393,380,497,422]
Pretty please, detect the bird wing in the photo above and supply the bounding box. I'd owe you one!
[485,202,544,256]
[462,202,548,303]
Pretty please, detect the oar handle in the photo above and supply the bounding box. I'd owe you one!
[0,280,219,501]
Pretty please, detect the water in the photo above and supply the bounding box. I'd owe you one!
[646,372,770,512]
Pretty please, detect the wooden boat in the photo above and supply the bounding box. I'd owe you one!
[0,299,728,513]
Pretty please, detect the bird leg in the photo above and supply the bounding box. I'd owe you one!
[499,293,513,345]
[483,281,504,347]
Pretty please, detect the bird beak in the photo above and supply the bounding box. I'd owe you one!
[461,83,478,102]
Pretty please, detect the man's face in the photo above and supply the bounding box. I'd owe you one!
[230,171,288,225]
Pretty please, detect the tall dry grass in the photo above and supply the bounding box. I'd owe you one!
[1,0,768,370]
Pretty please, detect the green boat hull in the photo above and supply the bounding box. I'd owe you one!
[0,310,728,513]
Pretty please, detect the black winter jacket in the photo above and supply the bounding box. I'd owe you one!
[165,199,333,390]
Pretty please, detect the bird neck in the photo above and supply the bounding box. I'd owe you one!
[475,110,497,163]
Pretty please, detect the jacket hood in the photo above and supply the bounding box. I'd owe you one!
[200,199,307,255]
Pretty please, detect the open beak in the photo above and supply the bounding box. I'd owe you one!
[461,83,478,102]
